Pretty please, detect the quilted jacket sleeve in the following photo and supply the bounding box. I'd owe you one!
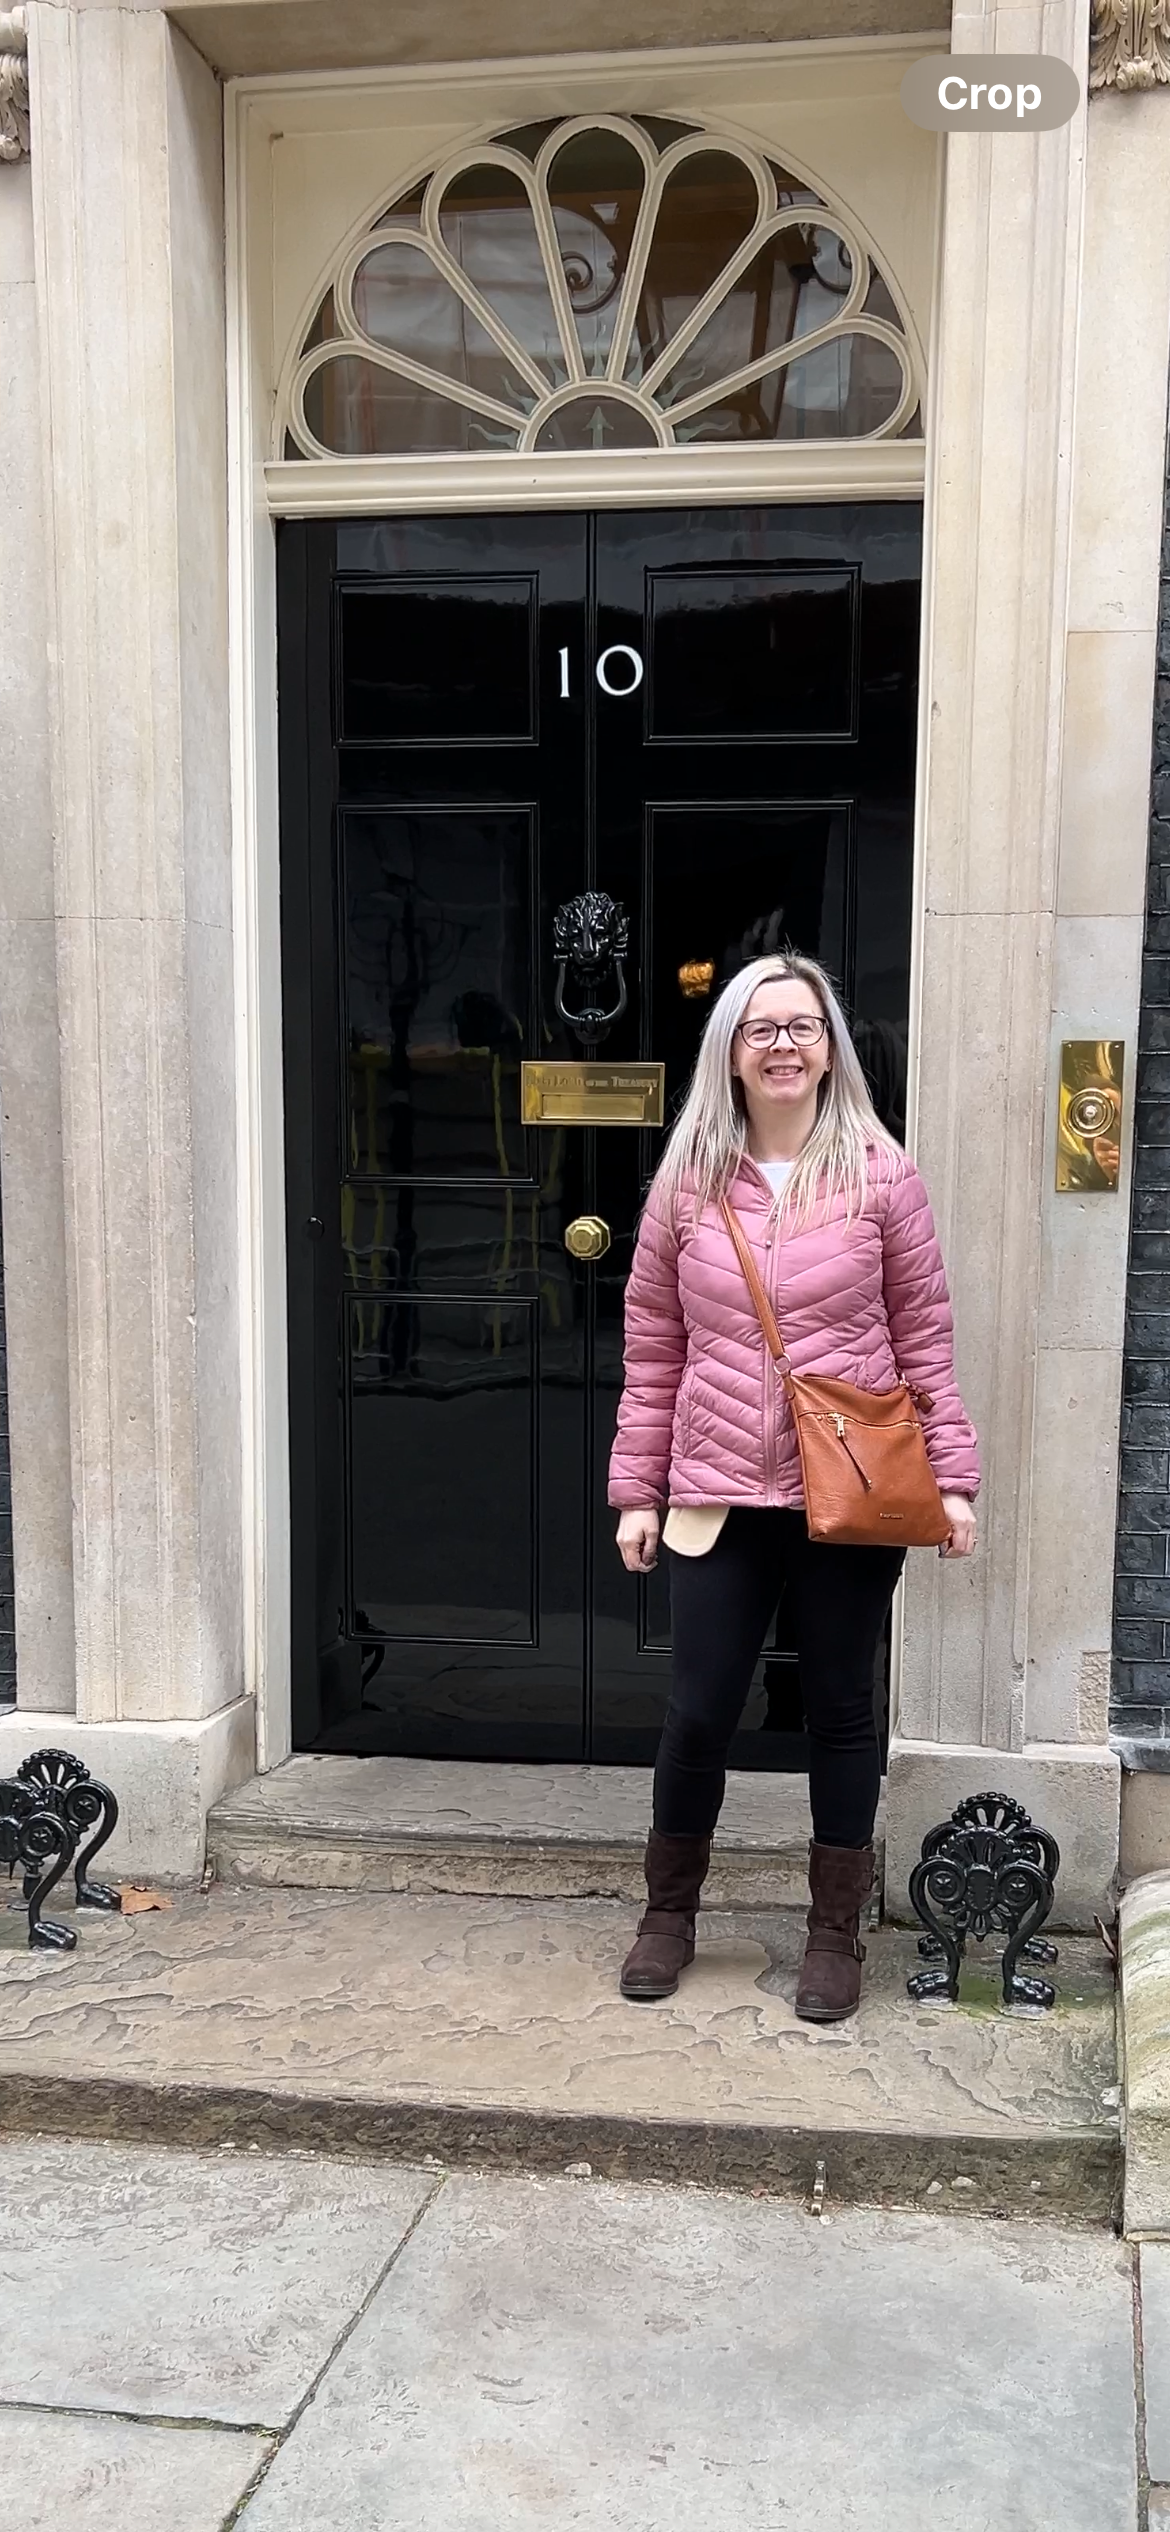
[881,1161,981,1497]
[607,1179,688,1508]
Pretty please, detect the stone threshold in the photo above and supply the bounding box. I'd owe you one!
[208,1754,871,1906]
[0,1881,1119,2226]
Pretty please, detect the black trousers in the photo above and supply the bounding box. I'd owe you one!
[654,1508,905,1850]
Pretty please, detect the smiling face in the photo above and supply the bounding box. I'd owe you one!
[730,974,833,1138]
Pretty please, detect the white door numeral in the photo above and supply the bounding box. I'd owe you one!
[557,644,645,697]
[596,644,644,697]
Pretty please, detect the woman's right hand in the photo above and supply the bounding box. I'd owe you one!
[616,1509,660,1573]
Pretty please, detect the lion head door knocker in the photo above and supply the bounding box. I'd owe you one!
[553,892,629,1047]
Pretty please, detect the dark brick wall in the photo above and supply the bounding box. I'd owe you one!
[0,1176,16,1705]
[1112,422,1170,1750]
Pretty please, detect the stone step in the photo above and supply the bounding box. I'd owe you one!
[0,1879,1119,2226]
[208,1755,871,1908]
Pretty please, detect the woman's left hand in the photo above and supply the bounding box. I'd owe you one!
[938,1493,977,1558]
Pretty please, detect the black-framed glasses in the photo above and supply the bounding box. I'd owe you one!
[736,1016,830,1051]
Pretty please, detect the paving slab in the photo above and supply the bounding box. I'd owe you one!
[208,1754,849,1906]
[0,1882,1119,2219]
[0,2134,433,2426]
[0,2409,268,2532]
[236,2171,1138,2532]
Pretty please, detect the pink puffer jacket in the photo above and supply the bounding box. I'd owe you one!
[608,1148,979,1510]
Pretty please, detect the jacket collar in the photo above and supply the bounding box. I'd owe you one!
[727,1150,783,1209]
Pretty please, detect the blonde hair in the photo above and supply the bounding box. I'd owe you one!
[652,951,902,1230]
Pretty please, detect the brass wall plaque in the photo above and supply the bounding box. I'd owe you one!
[1056,1040,1124,1192]
[522,1061,665,1126]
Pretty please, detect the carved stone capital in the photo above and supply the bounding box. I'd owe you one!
[1090,0,1170,90]
[0,7,28,161]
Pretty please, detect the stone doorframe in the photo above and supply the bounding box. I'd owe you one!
[1,6,1168,1906]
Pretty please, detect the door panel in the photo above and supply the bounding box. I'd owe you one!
[643,806,852,1064]
[645,566,859,741]
[278,504,920,1761]
[341,806,537,1179]
[349,1295,539,1643]
[336,579,539,744]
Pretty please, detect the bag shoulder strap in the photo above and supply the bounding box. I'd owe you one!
[719,1194,789,1369]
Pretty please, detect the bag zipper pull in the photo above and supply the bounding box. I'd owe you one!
[831,1413,874,1492]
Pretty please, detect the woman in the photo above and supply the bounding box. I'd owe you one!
[609,953,979,2022]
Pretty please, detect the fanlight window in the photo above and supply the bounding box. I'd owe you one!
[285,114,923,460]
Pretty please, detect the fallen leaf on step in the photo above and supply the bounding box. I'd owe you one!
[1094,1913,1119,1967]
[118,1885,172,1915]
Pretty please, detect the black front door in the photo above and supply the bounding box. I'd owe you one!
[278,504,921,1761]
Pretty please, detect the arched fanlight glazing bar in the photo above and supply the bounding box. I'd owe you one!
[281,112,925,463]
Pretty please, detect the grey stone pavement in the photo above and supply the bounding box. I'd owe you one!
[0,2133,1157,2531]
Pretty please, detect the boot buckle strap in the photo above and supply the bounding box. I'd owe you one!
[805,1927,865,1962]
[637,1908,693,1938]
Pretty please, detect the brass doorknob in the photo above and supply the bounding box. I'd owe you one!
[564,1214,611,1261]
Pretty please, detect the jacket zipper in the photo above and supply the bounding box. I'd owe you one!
[764,1334,778,1500]
[760,1166,782,1503]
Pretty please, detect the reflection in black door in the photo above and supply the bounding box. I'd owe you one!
[278,506,921,1761]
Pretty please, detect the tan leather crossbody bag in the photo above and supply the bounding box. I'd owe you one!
[719,1195,951,1550]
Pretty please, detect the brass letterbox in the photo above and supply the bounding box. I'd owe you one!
[521,1061,665,1126]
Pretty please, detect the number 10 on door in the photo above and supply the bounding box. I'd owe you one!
[558,647,645,699]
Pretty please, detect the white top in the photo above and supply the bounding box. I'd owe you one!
[759,1159,795,1194]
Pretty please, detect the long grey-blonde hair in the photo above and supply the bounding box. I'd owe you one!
[653,952,902,1230]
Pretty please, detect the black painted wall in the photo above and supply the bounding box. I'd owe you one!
[1112,418,1170,1751]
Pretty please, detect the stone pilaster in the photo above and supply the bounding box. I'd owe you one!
[0,131,75,1714]
[898,0,1090,1746]
[887,0,1127,1921]
[22,5,247,1741]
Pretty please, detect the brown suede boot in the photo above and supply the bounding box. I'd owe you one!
[620,1829,712,2001]
[794,1841,875,2023]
